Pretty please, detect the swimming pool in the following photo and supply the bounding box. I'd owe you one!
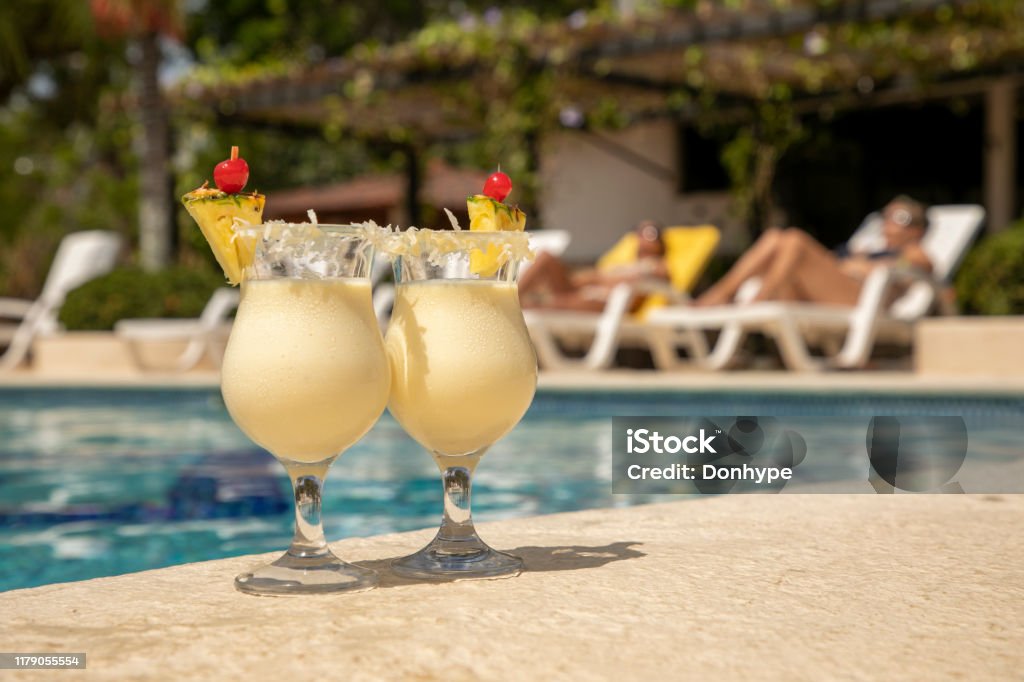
[1,387,1022,592]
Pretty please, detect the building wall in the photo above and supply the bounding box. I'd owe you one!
[538,120,749,262]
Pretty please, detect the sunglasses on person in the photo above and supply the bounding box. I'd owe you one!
[884,207,919,228]
[637,223,662,242]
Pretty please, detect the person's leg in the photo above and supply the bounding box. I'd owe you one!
[519,252,576,299]
[753,229,862,305]
[695,228,785,306]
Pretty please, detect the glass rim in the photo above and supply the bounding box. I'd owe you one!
[233,222,384,239]
[386,228,529,241]
[379,228,533,260]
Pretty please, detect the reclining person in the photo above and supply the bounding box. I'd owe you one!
[695,196,932,307]
[519,220,669,312]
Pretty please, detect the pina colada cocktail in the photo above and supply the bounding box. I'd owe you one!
[383,226,537,581]
[219,223,389,596]
[181,149,389,595]
[387,279,535,456]
[223,278,387,463]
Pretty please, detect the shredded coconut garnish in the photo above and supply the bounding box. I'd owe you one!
[378,226,534,269]
[233,220,390,280]
[443,208,463,231]
[226,215,533,282]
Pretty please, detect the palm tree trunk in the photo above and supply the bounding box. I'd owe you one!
[136,30,172,271]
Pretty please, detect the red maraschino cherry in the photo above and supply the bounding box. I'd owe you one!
[213,146,249,194]
[483,170,512,202]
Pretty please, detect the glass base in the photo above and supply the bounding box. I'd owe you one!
[235,550,378,596]
[391,538,523,581]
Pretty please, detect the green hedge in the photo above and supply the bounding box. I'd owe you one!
[955,220,1024,315]
[59,267,228,331]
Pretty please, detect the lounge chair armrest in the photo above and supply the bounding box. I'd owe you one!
[873,265,953,315]
[855,265,945,312]
[888,264,944,287]
[0,298,34,319]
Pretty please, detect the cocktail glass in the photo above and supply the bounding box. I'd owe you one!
[384,230,537,579]
[221,223,390,595]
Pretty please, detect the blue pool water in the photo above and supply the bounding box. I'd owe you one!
[1,387,1022,592]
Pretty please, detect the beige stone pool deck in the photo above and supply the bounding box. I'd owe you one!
[4,366,1024,395]
[2,494,1021,681]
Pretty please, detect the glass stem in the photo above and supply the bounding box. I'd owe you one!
[433,452,483,544]
[285,461,333,559]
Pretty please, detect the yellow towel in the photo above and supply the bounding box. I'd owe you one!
[596,225,720,318]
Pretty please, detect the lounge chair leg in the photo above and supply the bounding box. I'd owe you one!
[174,338,208,372]
[771,316,824,371]
[0,308,42,370]
[702,323,745,370]
[649,327,710,370]
[582,283,633,370]
[527,321,572,370]
[685,328,709,361]
[694,276,762,371]
[648,327,681,370]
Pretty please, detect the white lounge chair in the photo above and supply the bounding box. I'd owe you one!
[0,230,122,370]
[116,288,240,372]
[525,226,720,371]
[646,205,986,371]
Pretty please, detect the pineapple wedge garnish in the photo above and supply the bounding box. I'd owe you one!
[467,194,526,275]
[182,184,265,285]
[468,194,526,232]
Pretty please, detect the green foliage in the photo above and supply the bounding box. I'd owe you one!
[58,266,227,331]
[955,221,1024,315]
[0,103,138,296]
[0,0,96,102]
[717,101,805,230]
[0,0,137,296]
[186,0,596,68]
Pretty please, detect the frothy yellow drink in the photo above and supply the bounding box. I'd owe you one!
[221,278,389,463]
[386,280,537,455]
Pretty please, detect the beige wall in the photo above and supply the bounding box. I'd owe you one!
[538,119,749,261]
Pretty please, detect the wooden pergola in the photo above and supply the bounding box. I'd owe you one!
[179,0,1024,227]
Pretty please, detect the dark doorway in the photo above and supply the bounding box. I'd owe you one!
[775,100,984,247]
